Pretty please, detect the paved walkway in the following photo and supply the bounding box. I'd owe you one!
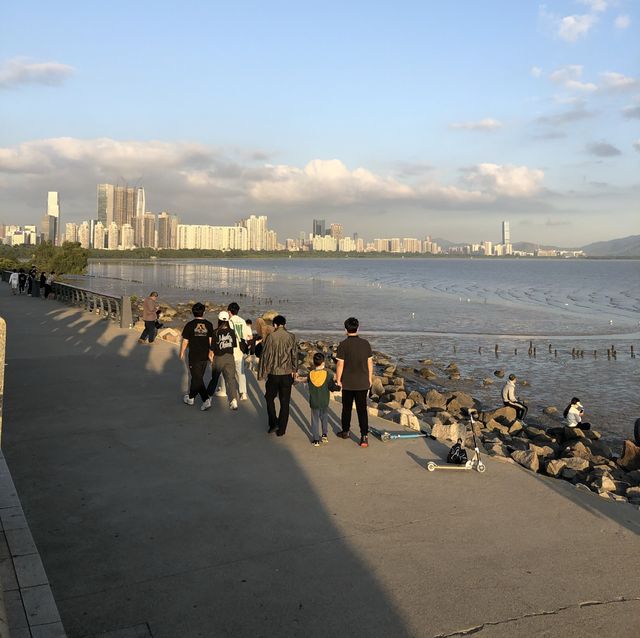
[1,290,639,637]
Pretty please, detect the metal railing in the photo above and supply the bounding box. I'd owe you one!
[2,271,133,329]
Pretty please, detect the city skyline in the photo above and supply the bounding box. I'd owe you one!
[0,2,638,246]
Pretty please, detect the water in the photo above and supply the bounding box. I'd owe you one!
[77,258,640,445]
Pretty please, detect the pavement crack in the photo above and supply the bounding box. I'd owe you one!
[433,596,640,637]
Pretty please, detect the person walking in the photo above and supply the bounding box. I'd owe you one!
[257,315,297,436]
[44,271,55,299]
[180,303,215,408]
[17,269,27,295]
[206,311,240,411]
[502,374,528,422]
[335,317,373,448]
[8,270,19,295]
[27,267,36,296]
[39,271,46,298]
[214,302,252,401]
[138,291,159,344]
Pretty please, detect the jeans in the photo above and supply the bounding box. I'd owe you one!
[265,374,293,433]
[140,320,157,343]
[215,356,247,396]
[207,354,239,402]
[341,389,369,436]
[188,360,209,401]
[504,401,528,421]
[311,407,329,439]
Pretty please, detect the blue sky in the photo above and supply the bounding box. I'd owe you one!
[1,0,638,246]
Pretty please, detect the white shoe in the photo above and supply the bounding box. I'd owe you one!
[214,390,227,397]
[229,399,238,410]
[200,398,212,411]
[240,392,248,401]
[183,394,194,405]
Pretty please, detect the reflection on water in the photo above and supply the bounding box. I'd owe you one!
[75,258,639,443]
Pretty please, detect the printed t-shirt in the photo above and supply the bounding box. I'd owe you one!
[182,319,214,362]
[336,335,373,391]
[211,327,237,356]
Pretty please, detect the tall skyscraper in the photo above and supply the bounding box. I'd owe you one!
[312,219,325,237]
[93,222,106,249]
[143,213,156,248]
[98,183,143,231]
[239,214,268,251]
[77,221,91,249]
[40,191,60,244]
[502,221,510,245]
[329,223,343,241]
[157,212,179,249]
[97,184,114,225]
[65,222,78,243]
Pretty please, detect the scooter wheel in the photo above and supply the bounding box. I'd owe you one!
[477,463,486,473]
[427,462,436,472]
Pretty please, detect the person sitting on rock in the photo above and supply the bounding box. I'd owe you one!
[501,374,528,423]
[563,397,590,430]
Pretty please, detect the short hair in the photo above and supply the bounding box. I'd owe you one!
[273,315,286,327]
[313,352,325,366]
[150,291,158,297]
[344,317,359,333]
[192,302,205,317]
[508,374,516,381]
[245,319,252,325]
[228,302,240,315]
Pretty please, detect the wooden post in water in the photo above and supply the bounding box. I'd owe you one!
[514,348,518,355]
[533,347,537,357]
[554,349,558,357]
[478,346,482,354]
[548,344,552,353]
[494,344,499,357]
[631,345,635,358]
[607,349,611,360]
[593,350,597,358]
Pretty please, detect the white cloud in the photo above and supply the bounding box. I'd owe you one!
[565,79,598,92]
[462,164,544,197]
[558,14,598,42]
[614,15,630,29]
[530,66,543,78]
[633,140,640,153]
[599,71,639,92]
[0,57,75,89]
[449,118,503,131]
[577,0,607,12]
[549,65,584,84]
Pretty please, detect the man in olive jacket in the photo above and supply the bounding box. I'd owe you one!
[257,315,297,436]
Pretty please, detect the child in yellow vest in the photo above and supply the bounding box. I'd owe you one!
[303,352,335,446]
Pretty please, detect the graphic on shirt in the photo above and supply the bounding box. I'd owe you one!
[217,333,234,350]
[193,322,209,336]
[309,369,328,388]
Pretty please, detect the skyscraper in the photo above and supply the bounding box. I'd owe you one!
[40,191,60,244]
[329,223,343,241]
[157,212,179,249]
[98,183,143,231]
[97,184,114,226]
[240,214,268,251]
[502,221,510,245]
[312,219,325,237]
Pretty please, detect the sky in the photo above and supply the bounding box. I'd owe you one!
[0,0,638,247]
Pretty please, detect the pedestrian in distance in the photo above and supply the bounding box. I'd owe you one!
[18,269,27,295]
[206,311,240,411]
[39,271,46,298]
[27,267,36,296]
[297,352,336,446]
[502,373,528,422]
[180,302,215,408]
[138,291,159,344]
[335,317,373,447]
[8,270,19,295]
[257,315,297,436]
[563,397,591,430]
[44,271,55,299]
[213,302,252,401]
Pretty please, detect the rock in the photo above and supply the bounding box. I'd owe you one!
[546,426,566,441]
[370,378,385,397]
[387,390,407,403]
[403,399,415,410]
[524,426,546,439]
[419,367,438,380]
[543,406,558,415]
[480,406,517,425]
[431,420,467,443]
[485,419,510,436]
[383,365,397,376]
[511,450,539,472]
[529,443,556,460]
[450,391,475,409]
[617,440,640,471]
[562,457,590,472]
[563,427,586,441]
[561,468,578,481]
[590,475,617,493]
[546,459,567,477]
[626,486,640,500]
[408,390,425,405]
[419,358,433,365]
[424,389,447,410]
[508,421,524,436]
[567,441,593,461]
[507,438,530,452]
[487,442,510,457]
[157,327,180,344]
[584,439,613,459]
[585,429,602,441]
[380,400,402,410]
[626,470,640,486]
[482,378,494,386]
[494,369,505,378]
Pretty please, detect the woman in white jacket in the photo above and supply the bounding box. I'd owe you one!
[563,397,591,430]
[8,269,19,295]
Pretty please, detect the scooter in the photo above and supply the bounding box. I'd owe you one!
[369,425,429,442]
[426,409,486,473]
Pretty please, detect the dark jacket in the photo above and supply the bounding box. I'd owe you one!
[258,327,297,379]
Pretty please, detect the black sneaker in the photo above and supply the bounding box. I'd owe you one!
[360,435,369,448]
[337,431,349,439]
[312,440,320,447]
[268,426,277,434]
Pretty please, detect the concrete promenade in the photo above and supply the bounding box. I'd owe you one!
[0,289,639,637]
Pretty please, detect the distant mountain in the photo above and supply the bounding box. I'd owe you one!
[513,241,560,253]
[581,235,640,257]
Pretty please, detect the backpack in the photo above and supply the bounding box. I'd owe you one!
[447,440,468,465]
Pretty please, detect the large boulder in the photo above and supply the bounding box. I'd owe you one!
[370,377,385,397]
[511,450,539,472]
[529,443,556,460]
[545,459,567,477]
[408,390,425,405]
[418,367,438,380]
[562,457,590,472]
[485,419,510,436]
[480,406,517,425]
[590,474,617,494]
[431,420,467,443]
[424,389,448,410]
[617,440,640,472]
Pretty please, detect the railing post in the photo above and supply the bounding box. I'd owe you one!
[120,296,133,328]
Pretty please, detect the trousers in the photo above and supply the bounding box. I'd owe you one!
[188,360,209,401]
[311,407,329,439]
[215,356,247,395]
[265,374,293,433]
[341,389,369,436]
[207,354,239,402]
[140,320,157,343]
[504,401,528,421]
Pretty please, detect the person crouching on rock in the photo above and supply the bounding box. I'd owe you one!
[563,397,590,430]
[501,374,528,423]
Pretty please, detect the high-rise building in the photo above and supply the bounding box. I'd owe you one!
[40,191,60,244]
[107,222,120,250]
[483,240,493,256]
[157,212,179,249]
[312,234,337,251]
[97,184,114,226]
[502,220,510,245]
[312,219,325,237]
[98,183,144,231]
[329,223,343,241]
[78,221,91,249]
[121,224,135,249]
[143,213,156,248]
[65,223,78,243]
[93,222,106,249]
[239,214,268,251]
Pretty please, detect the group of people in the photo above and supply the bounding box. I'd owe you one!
[143,290,374,448]
[8,268,56,298]
[501,373,591,430]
